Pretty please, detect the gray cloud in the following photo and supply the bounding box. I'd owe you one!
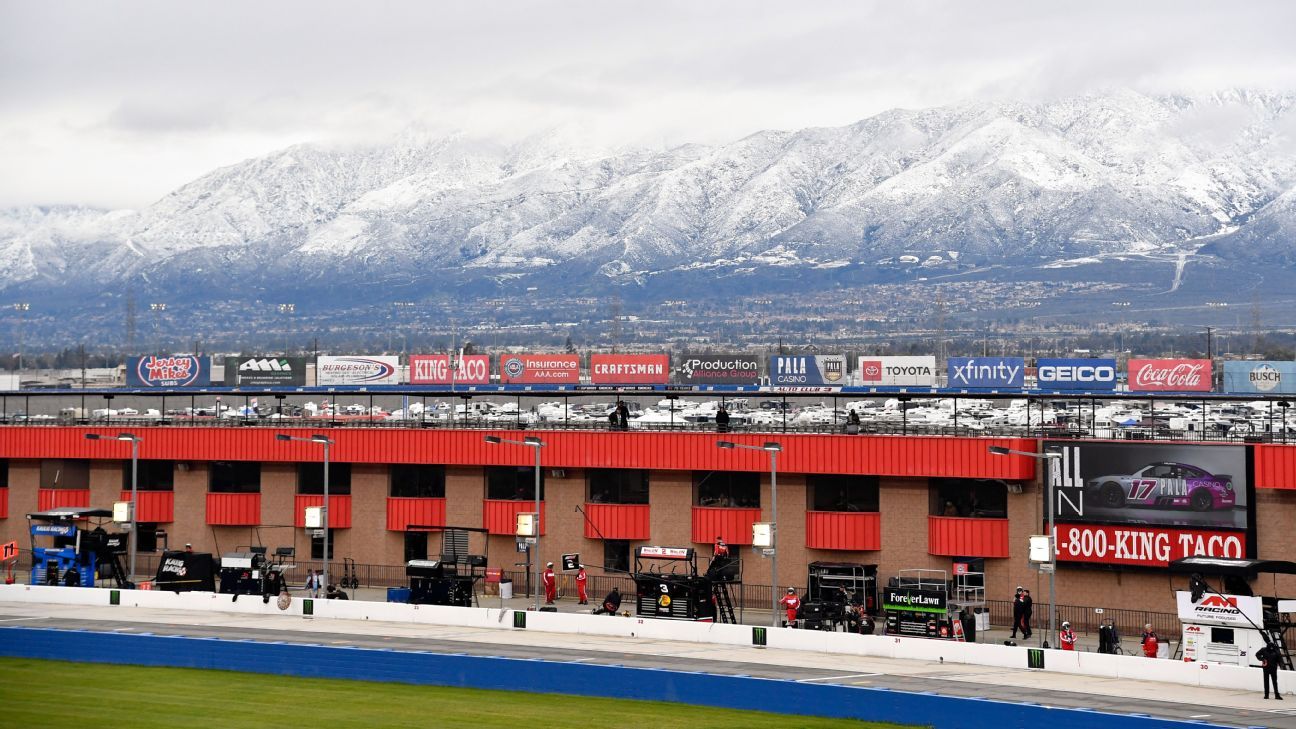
[1,0,1293,208]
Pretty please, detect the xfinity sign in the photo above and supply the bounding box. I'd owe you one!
[1036,358,1117,391]
[947,357,1024,388]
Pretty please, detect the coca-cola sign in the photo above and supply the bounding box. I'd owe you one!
[1127,359,1212,392]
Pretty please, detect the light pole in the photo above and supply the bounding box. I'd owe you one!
[989,445,1062,648]
[13,303,30,373]
[149,303,167,356]
[85,433,141,587]
[277,434,333,593]
[717,440,782,627]
[278,303,295,355]
[484,434,545,611]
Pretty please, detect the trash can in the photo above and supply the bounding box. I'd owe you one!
[974,608,989,631]
[386,587,411,603]
[500,579,513,600]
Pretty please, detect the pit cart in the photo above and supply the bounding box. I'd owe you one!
[1170,557,1296,669]
[27,508,130,588]
[218,546,290,598]
[632,546,733,622]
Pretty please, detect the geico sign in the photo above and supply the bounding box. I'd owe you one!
[1038,365,1115,383]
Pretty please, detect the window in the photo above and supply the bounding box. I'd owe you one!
[604,540,630,573]
[41,459,90,489]
[136,525,159,553]
[404,531,428,563]
[693,471,760,508]
[311,528,337,560]
[587,469,649,505]
[210,461,261,493]
[297,462,352,495]
[808,475,879,512]
[486,466,544,501]
[930,479,1008,518]
[121,460,174,491]
[0,459,8,488]
[390,465,446,498]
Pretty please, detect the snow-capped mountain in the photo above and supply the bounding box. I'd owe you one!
[3,90,1295,301]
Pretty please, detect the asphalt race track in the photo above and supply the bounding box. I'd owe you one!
[1,604,1291,728]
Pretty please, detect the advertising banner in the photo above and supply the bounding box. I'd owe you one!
[316,355,400,386]
[769,355,847,386]
[676,354,761,386]
[1222,360,1296,394]
[1127,359,1212,392]
[882,587,948,614]
[1175,591,1264,627]
[499,354,580,384]
[222,357,306,387]
[946,357,1025,388]
[1043,441,1250,567]
[408,354,491,385]
[1035,358,1117,391]
[126,355,210,388]
[857,356,938,387]
[590,354,670,385]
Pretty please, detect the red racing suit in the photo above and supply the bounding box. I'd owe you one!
[779,594,801,625]
[576,568,588,603]
[1060,628,1077,651]
[542,568,556,603]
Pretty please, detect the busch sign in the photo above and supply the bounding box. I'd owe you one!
[408,354,491,385]
[857,356,937,387]
[1222,360,1296,394]
[126,355,210,388]
[676,354,761,385]
[1127,359,1212,392]
[1036,358,1117,391]
[590,354,669,385]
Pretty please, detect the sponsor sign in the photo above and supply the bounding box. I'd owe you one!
[408,354,491,385]
[223,356,306,387]
[946,357,1025,388]
[1127,358,1212,392]
[30,524,76,538]
[636,546,691,560]
[590,354,670,385]
[769,355,847,386]
[1044,441,1250,567]
[1054,523,1246,568]
[499,354,580,384]
[126,355,210,388]
[1036,358,1117,391]
[316,356,400,386]
[1175,591,1264,627]
[882,587,947,614]
[857,356,937,387]
[1222,360,1296,394]
[1,541,16,561]
[676,354,761,386]
[886,613,940,638]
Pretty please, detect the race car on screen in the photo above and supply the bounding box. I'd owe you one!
[1087,462,1235,511]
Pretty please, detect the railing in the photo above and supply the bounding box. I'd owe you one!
[2,390,1293,444]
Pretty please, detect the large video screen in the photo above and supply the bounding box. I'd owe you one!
[1043,442,1251,567]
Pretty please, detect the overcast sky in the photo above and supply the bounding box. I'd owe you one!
[2,1,1294,209]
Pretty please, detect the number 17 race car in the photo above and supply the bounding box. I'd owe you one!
[1086,462,1235,512]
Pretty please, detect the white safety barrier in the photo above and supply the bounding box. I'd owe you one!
[0,584,1262,691]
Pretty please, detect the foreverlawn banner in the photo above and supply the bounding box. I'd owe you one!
[882,587,947,614]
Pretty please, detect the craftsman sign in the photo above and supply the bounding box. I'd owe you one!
[882,587,947,614]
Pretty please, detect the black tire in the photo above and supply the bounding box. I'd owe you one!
[1100,482,1126,508]
[1190,489,1213,512]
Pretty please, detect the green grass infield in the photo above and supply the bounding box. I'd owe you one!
[0,657,912,728]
